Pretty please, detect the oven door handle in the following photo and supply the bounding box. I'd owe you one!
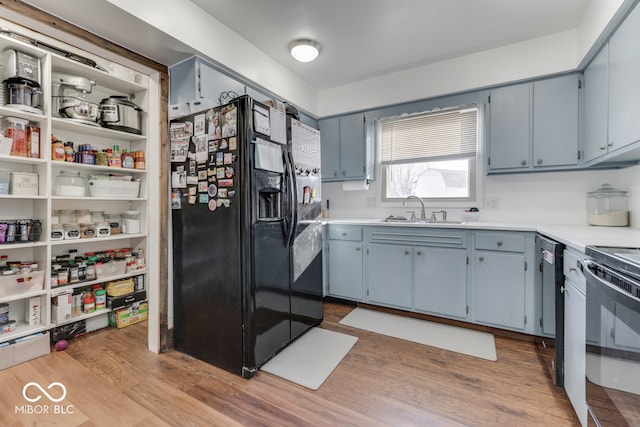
[582,259,640,310]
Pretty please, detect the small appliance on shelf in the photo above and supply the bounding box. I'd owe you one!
[0,48,44,114]
[51,72,100,126]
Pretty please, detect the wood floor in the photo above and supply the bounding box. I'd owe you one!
[1,302,579,426]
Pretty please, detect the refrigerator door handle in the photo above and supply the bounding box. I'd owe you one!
[286,152,298,247]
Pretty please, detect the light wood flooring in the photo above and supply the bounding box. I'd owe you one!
[0,302,579,426]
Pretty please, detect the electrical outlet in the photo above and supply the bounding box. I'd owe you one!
[366,197,376,208]
[485,197,499,210]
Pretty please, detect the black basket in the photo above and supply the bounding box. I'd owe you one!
[0,219,42,243]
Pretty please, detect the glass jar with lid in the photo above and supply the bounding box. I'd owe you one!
[104,213,121,234]
[75,209,91,224]
[90,211,105,223]
[54,171,85,196]
[587,184,629,226]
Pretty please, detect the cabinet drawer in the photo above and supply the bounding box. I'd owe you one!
[328,225,362,241]
[564,249,586,292]
[475,233,525,253]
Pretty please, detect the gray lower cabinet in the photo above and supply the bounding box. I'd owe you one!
[473,232,532,332]
[414,246,468,319]
[564,278,587,426]
[326,225,537,335]
[327,226,365,301]
[474,250,526,330]
[367,243,413,309]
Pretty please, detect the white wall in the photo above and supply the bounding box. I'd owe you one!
[323,167,630,226]
[621,164,640,227]
[318,30,579,117]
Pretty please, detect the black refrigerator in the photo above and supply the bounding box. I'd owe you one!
[170,95,323,378]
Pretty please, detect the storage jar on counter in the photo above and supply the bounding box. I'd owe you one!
[587,184,629,227]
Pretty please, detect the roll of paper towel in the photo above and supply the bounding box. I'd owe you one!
[342,180,369,191]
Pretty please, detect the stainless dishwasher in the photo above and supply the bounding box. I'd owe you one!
[535,234,565,387]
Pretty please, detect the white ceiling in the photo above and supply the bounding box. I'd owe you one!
[20,0,591,91]
[190,0,591,89]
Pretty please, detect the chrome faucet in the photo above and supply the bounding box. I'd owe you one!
[403,195,426,220]
[430,210,448,221]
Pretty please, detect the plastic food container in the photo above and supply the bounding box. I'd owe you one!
[587,184,629,227]
[0,168,9,194]
[122,210,141,234]
[10,172,38,195]
[54,170,86,196]
[88,179,140,198]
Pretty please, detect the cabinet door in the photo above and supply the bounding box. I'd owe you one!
[583,44,610,163]
[367,244,412,309]
[564,280,587,427]
[609,3,640,152]
[319,117,341,180]
[328,240,364,300]
[339,113,365,179]
[488,83,531,170]
[414,247,467,319]
[533,75,580,167]
[475,251,526,330]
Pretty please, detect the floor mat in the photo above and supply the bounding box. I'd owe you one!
[260,327,358,390]
[339,308,497,361]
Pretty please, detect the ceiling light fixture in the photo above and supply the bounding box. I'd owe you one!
[289,39,320,63]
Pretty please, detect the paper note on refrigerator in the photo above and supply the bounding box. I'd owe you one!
[254,138,284,173]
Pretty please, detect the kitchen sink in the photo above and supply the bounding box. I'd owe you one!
[382,216,463,224]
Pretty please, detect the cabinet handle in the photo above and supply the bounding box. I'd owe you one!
[536,159,542,165]
[520,160,527,166]
[608,142,614,147]
[333,171,338,177]
[342,232,347,236]
[599,146,606,151]
[342,171,346,176]
[355,247,361,251]
[405,250,410,255]
[416,251,422,256]
[496,241,503,247]
[479,256,484,262]
[569,268,577,273]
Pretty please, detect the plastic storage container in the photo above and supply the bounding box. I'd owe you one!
[587,184,629,227]
[122,210,141,234]
[54,171,86,196]
[0,168,9,194]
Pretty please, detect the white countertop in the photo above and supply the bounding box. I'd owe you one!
[324,219,640,252]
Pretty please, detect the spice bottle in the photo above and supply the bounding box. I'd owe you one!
[121,149,134,168]
[52,136,65,161]
[134,151,146,170]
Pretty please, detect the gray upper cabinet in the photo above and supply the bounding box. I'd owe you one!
[488,82,530,170]
[582,2,640,166]
[488,75,581,173]
[319,113,367,181]
[533,75,580,167]
[609,3,640,154]
[169,57,244,106]
[583,44,609,163]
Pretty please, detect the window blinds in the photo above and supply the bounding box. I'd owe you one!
[380,106,477,165]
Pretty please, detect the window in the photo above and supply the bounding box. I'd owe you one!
[380,105,478,202]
